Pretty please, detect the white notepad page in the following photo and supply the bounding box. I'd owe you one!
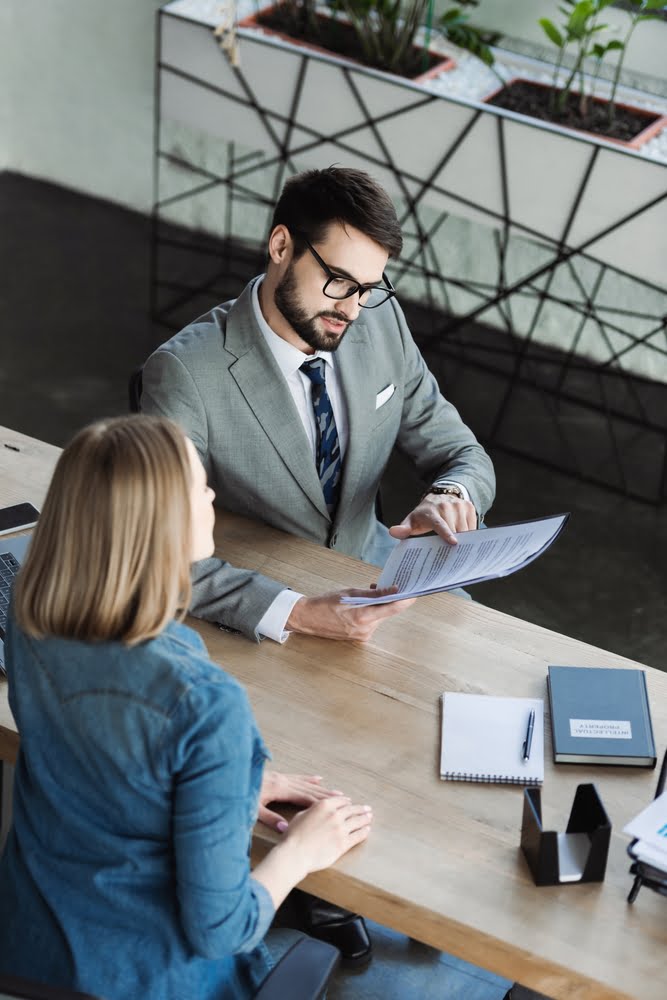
[440,693,544,785]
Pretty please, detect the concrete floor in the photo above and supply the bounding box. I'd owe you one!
[1,169,665,998]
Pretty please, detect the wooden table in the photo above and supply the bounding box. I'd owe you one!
[1,425,665,1000]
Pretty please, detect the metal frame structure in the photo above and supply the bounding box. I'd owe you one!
[152,8,667,502]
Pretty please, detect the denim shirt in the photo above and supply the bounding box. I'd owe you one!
[0,614,275,1000]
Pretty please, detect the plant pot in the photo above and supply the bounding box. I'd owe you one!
[238,4,455,84]
[484,78,667,151]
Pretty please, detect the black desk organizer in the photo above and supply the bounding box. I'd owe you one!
[521,783,611,885]
[627,747,667,903]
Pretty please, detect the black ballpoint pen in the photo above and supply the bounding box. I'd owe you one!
[522,709,535,762]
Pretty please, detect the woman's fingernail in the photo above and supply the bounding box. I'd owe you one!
[276,820,288,833]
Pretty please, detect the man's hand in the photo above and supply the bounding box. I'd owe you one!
[286,587,415,641]
[258,772,342,832]
[389,494,476,546]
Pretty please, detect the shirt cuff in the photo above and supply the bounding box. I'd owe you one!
[256,589,305,643]
[245,877,276,950]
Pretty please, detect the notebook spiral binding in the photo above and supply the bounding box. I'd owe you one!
[443,772,542,785]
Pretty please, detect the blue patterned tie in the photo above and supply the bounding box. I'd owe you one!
[300,358,342,515]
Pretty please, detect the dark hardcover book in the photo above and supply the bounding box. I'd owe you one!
[548,666,656,768]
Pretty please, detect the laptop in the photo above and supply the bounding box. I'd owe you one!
[0,534,31,676]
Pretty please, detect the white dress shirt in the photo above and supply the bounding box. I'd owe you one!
[252,277,348,642]
[250,277,469,641]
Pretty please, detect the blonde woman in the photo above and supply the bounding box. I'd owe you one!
[0,415,372,999]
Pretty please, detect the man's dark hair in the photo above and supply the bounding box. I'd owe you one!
[271,167,403,259]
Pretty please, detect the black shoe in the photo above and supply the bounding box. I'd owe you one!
[294,890,372,968]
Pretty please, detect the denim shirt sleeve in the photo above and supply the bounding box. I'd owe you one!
[167,675,274,960]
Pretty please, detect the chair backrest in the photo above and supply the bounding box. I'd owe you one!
[0,975,103,1000]
[0,938,338,1000]
[254,936,340,1000]
[128,367,143,413]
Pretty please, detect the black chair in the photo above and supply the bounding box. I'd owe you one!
[255,937,340,999]
[0,938,340,1000]
[0,977,101,1000]
[128,367,143,413]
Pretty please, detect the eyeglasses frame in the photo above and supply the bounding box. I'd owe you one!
[291,231,396,309]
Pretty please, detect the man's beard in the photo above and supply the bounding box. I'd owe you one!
[274,263,353,352]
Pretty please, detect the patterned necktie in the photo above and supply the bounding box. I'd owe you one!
[300,358,342,515]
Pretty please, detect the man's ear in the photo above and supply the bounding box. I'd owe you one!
[268,224,292,266]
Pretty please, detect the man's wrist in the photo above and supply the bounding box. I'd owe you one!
[420,482,466,503]
[257,589,304,642]
[285,595,313,635]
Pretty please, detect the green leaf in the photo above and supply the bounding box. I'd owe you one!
[605,39,625,50]
[539,17,564,47]
[568,0,595,34]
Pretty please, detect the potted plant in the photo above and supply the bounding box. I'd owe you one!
[484,0,667,149]
[231,0,497,82]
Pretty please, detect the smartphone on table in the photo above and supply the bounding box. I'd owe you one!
[0,502,40,537]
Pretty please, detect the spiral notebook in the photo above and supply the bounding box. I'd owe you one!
[440,692,544,785]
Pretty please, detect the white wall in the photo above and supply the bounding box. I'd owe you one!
[3,0,163,213]
[0,3,12,169]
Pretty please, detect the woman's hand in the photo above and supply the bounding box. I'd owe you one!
[282,796,373,873]
[253,794,373,909]
[258,772,341,831]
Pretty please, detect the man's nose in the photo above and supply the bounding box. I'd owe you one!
[337,294,362,320]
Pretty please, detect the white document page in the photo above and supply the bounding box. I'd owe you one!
[623,790,667,868]
[342,514,568,606]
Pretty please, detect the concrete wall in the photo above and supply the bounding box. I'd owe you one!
[0,3,12,170]
[3,0,162,213]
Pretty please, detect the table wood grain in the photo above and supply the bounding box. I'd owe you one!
[0,426,665,999]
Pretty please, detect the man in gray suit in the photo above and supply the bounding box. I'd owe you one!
[143,167,495,644]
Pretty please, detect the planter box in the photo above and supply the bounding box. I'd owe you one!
[159,3,667,289]
[485,78,667,152]
[238,5,455,84]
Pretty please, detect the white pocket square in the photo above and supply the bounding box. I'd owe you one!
[375,384,395,409]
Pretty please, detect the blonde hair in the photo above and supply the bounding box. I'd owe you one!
[13,415,193,646]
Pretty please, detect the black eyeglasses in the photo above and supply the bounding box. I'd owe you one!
[293,232,396,309]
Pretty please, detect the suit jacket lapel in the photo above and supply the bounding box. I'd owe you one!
[224,283,329,519]
[334,321,375,525]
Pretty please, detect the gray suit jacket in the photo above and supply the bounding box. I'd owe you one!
[142,278,495,638]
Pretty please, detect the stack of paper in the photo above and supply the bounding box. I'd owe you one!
[341,514,568,606]
[623,791,667,871]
